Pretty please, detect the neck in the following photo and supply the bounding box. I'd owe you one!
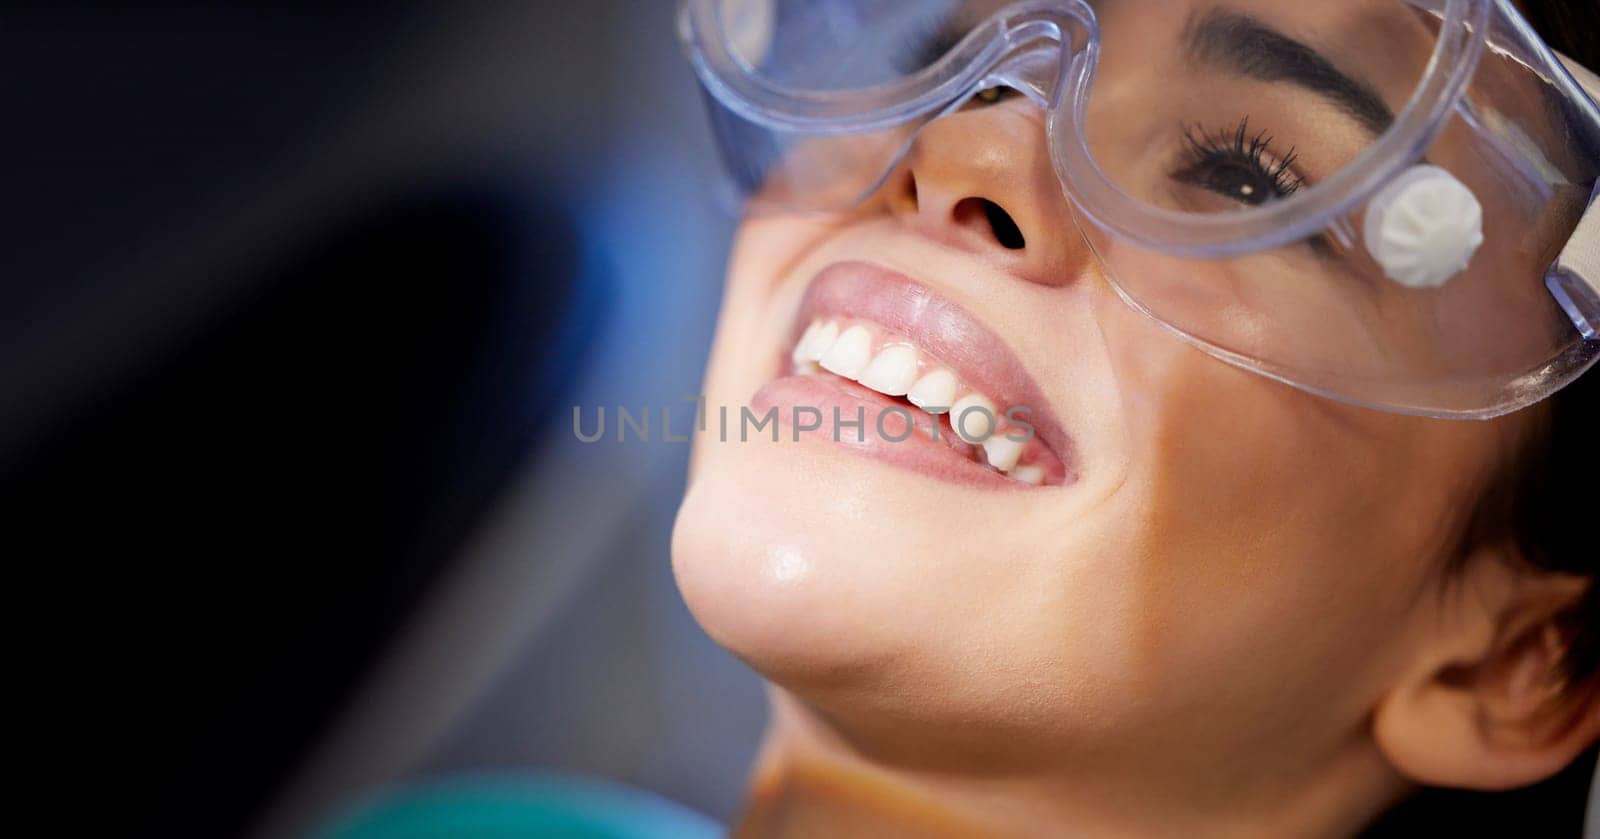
[732,690,1411,839]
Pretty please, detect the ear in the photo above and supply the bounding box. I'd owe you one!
[1372,555,1600,791]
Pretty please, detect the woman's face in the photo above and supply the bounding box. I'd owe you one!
[673,0,1535,789]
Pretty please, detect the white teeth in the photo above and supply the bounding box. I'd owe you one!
[906,370,959,413]
[790,318,1050,485]
[950,393,998,442]
[1010,464,1045,485]
[857,345,920,396]
[819,325,873,379]
[982,435,1024,472]
[795,320,838,364]
[791,322,820,364]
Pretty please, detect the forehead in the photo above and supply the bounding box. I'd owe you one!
[944,0,1441,102]
[948,0,1432,36]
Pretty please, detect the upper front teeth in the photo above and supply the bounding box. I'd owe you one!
[793,320,839,364]
[858,344,919,396]
[906,369,958,413]
[791,317,1043,485]
[819,325,873,379]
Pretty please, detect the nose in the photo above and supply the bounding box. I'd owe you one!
[883,96,1086,286]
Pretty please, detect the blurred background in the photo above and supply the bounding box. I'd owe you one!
[4,2,763,837]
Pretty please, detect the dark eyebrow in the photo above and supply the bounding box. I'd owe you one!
[1183,9,1395,136]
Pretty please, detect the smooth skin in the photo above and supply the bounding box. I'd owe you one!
[673,5,1600,836]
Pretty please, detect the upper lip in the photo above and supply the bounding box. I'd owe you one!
[791,260,1076,479]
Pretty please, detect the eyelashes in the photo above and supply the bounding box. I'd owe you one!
[1177,117,1304,201]
[1172,117,1342,257]
[1175,117,1305,205]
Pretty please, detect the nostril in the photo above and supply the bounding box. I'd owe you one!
[954,197,1026,250]
[983,200,1026,250]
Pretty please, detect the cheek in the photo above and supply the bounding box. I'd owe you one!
[1096,282,1390,557]
[1092,293,1452,718]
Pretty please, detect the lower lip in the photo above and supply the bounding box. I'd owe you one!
[749,374,1025,489]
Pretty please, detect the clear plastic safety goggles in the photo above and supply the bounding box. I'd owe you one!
[680,0,1600,419]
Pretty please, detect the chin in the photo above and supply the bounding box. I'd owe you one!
[671,439,936,694]
[670,426,1131,732]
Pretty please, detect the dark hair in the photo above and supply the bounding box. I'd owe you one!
[1507,0,1600,735]
[1364,2,1600,835]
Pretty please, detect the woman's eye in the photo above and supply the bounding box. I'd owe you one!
[970,85,1022,106]
[1172,118,1304,207]
[1175,158,1287,206]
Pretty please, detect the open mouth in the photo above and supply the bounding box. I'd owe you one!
[751,261,1074,488]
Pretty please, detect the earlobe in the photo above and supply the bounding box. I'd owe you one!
[1372,568,1599,791]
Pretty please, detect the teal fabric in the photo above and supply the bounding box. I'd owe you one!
[315,775,724,839]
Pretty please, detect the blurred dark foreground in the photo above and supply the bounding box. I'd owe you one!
[4,4,761,838]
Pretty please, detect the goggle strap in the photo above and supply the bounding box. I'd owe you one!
[1552,54,1600,332]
